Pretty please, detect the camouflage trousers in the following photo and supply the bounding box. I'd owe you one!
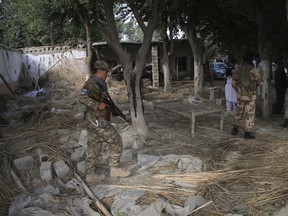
[86,116,122,175]
[233,98,256,132]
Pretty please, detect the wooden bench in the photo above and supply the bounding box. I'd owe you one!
[153,100,224,137]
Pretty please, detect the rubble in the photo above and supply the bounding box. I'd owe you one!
[77,129,89,148]
[0,73,287,216]
[14,156,34,171]
[52,160,70,178]
[40,161,53,182]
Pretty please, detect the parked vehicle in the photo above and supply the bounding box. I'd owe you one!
[111,65,124,81]
[141,63,152,80]
[110,63,153,81]
[209,62,228,79]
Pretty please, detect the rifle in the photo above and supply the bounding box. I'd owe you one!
[85,85,131,124]
[105,95,131,124]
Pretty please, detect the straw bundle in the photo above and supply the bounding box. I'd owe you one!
[0,153,26,207]
[151,133,288,214]
[16,104,52,127]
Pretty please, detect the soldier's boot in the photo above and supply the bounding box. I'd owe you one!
[110,166,131,178]
[231,125,238,135]
[282,119,288,128]
[243,131,255,139]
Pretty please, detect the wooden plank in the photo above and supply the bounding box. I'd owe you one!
[153,101,224,137]
[154,102,222,117]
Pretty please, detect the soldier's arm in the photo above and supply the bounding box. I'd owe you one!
[79,82,103,110]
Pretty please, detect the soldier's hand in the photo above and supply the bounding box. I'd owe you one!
[97,102,106,110]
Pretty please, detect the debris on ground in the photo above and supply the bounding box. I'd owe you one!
[1,68,288,216]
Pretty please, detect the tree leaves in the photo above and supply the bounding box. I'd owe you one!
[0,0,105,48]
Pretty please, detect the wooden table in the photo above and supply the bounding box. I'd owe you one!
[153,100,224,137]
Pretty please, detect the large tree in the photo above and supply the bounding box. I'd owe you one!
[0,0,105,77]
[0,0,83,47]
[102,0,159,138]
[157,0,180,93]
[185,1,204,96]
[217,0,288,118]
[62,0,105,77]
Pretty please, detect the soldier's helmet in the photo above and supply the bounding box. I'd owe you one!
[93,60,110,71]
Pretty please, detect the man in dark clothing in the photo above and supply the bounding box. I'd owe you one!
[273,61,287,115]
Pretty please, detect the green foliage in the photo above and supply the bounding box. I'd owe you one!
[198,0,259,57]
[0,0,106,48]
[0,0,287,61]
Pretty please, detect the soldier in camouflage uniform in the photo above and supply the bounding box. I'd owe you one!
[231,53,264,139]
[79,60,130,180]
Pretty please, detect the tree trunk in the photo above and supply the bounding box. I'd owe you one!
[74,0,93,80]
[129,68,149,137]
[102,0,159,139]
[186,25,204,96]
[193,61,203,95]
[260,60,270,118]
[84,21,93,80]
[160,25,172,93]
[258,11,271,119]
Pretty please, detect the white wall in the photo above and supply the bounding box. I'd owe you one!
[0,46,23,94]
[24,50,86,79]
[0,45,86,95]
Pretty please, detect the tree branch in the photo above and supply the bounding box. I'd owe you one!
[102,0,126,60]
[127,0,147,32]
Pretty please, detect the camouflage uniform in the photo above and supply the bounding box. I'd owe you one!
[232,63,264,132]
[79,75,122,175]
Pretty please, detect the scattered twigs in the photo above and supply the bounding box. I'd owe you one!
[153,170,242,185]
[0,154,25,205]
[17,104,52,127]
[75,173,112,216]
[191,200,213,213]
[197,126,222,132]
[246,190,288,206]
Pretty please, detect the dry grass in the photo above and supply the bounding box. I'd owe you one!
[150,134,288,214]
[0,154,25,204]
[0,72,287,215]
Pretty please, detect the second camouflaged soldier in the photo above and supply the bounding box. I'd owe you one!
[231,53,264,139]
[79,60,130,181]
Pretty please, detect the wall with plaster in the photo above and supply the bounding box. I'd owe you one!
[0,45,86,95]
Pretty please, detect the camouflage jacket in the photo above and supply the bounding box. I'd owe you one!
[232,63,264,101]
[79,75,110,119]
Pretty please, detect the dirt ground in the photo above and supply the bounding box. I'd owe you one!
[1,72,288,216]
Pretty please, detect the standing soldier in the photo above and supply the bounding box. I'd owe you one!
[79,60,130,182]
[231,53,264,139]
